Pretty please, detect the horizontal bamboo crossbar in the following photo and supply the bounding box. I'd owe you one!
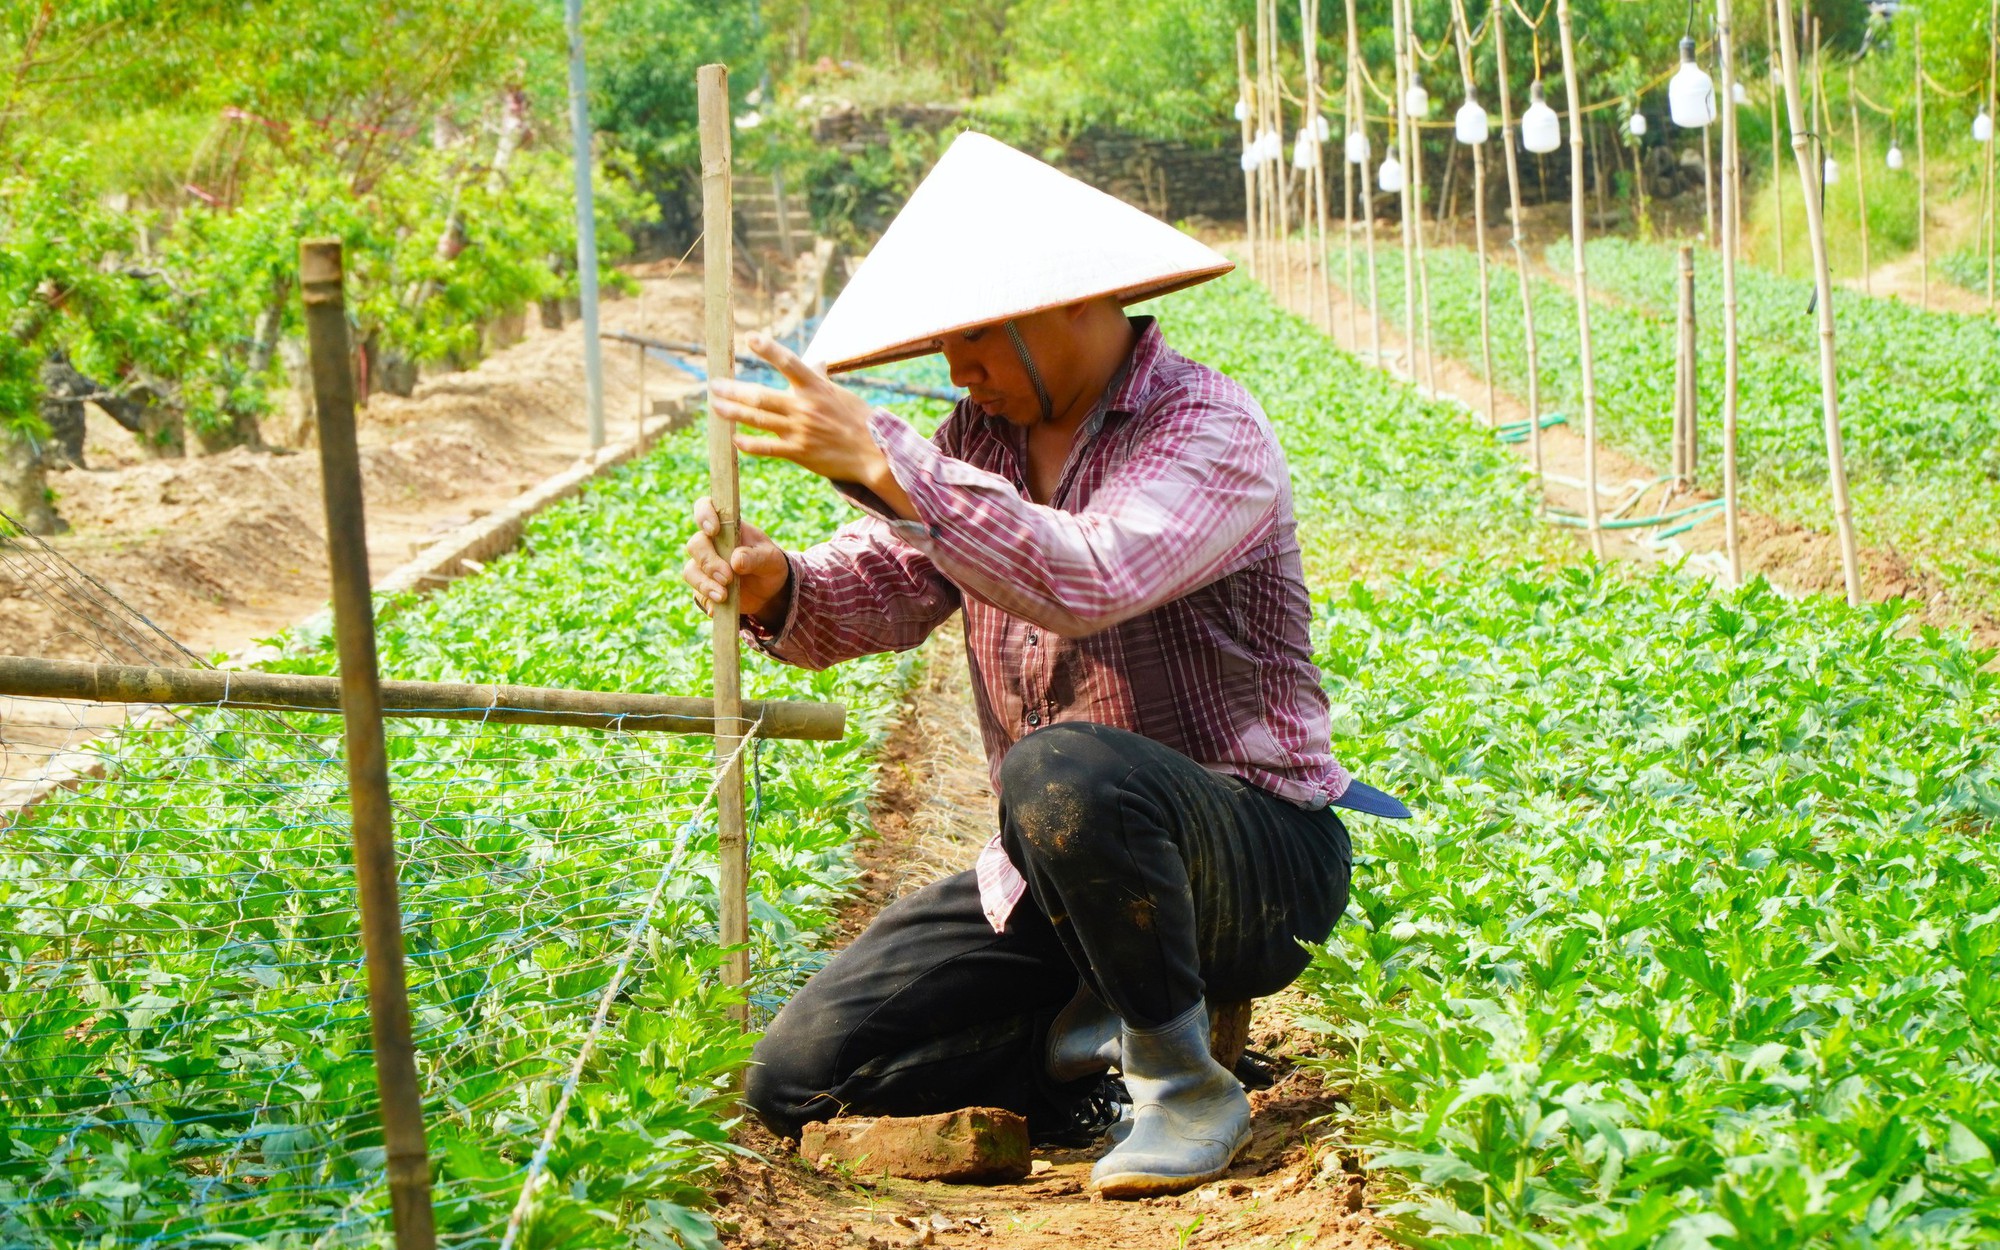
[0,656,846,742]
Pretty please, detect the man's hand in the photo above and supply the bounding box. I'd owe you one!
[708,334,915,518]
[683,496,791,628]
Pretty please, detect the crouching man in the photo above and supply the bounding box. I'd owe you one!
[681,133,1407,1198]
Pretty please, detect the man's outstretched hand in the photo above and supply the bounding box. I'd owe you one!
[683,496,791,628]
[708,334,915,519]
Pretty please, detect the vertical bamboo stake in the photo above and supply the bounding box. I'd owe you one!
[1340,2,1359,348]
[1451,0,1495,426]
[1718,0,1745,582]
[1848,67,1871,295]
[565,0,605,450]
[697,65,751,1026]
[1555,0,1603,557]
[1673,244,1697,483]
[1347,0,1382,363]
[1407,0,1439,391]
[1493,0,1544,474]
[1916,23,1929,312]
[299,239,437,1250]
[1702,123,1717,243]
[1391,0,1419,376]
[1771,0,1862,605]
[1238,27,1261,281]
[1310,0,1334,329]
[1990,0,1999,310]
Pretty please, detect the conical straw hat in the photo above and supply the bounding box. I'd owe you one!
[803,131,1234,373]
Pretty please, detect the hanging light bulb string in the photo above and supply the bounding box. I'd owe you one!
[1919,69,1980,99]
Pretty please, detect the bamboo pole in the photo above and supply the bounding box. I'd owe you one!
[1390,0,1419,376]
[1451,0,1495,426]
[299,239,437,1250]
[0,655,847,741]
[1339,2,1359,349]
[1406,0,1439,391]
[1673,244,1697,484]
[1238,27,1261,281]
[564,0,605,449]
[1554,0,1603,556]
[1990,0,1998,310]
[1849,66,1871,295]
[696,65,751,1027]
[1771,0,1862,605]
[1917,22,1929,311]
[1311,0,1334,329]
[1719,0,1745,582]
[1492,0,1544,474]
[1702,123,1717,243]
[1301,0,1322,326]
[1347,0,1382,363]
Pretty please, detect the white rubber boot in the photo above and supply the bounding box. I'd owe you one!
[1045,983,1122,1082]
[1090,1001,1252,1199]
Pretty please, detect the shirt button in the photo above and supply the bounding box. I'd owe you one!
[1026,629,1038,646]
[1026,711,1041,727]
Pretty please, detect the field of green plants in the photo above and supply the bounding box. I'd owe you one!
[6,271,1996,1248]
[0,441,918,1246]
[1337,239,2000,617]
[1175,277,2000,1246]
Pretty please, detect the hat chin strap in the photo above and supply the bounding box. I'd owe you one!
[1004,319,1055,424]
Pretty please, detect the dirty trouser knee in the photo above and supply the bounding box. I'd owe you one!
[745,869,1085,1139]
[998,721,1352,1030]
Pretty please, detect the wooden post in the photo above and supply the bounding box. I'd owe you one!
[1771,0,1862,605]
[1555,0,1604,556]
[697,65,751,1025]
[1493,0,1544,475]
[1451,0,1495,426]
[1391,0,1419,378]
[1406,0,1438,391]
[1848,66,1870,295]
[1238,27,1260,282]
[299,239,437,1250]
[1673,245,1698,485]
[1718,0,1745,582]
[1917,22,1929,312]
[1347,0,1382,363]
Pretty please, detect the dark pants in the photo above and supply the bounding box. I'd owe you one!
[746,722,1352,1138]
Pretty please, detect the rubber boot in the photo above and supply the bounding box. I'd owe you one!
[1045,982,1122,1083]
[1090,1001,1252,1199]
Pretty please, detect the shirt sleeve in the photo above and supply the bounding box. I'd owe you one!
[746,514,963,671]
[857,391,1280,638]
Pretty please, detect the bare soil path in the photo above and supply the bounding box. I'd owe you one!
[714,628,1391,1250]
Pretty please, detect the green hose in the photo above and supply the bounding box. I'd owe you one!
[1542,498,1726,531]
[1495,413,1568,444]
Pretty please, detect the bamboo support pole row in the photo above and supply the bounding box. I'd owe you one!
[1238,28,1261,283]
[1390,0,1419,379]
[300,239,437,1250]
[1555,0,1605,557]
[1406,0,1439,392]
[1307,0,1334,329]
[1450,0,1495,426]
[1989,0,1997,310]
[1718,0,1745,581]
[1347,0,1383,363]
[1672,244,1699,485]
[0,655,846,740]
[1492,0,1543,474]
[1772,0,1863,605]
[697,64,752,1027]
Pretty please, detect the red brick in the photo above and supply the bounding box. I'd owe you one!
[800,1107,1030,1183]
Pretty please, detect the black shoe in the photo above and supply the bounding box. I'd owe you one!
[1031,1072,1130,1149]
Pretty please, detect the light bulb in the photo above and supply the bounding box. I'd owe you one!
[1405,82,1431,118]
[1346,129,1371,164]
[1887,144,1905,170]
[1823,156,1839,185]
[1378,148,1406,192]
[1523,82,1562,154]
[1293,129,1319,170]
[1733,81,1751,106]
[1669,37,1717,128]
[1235,98,1250,122]
[1456,97,1490,144]
[1241,146,1259,172]
[1258,128,1283,164]
[1316,114,1332,141]
[1629,111,1649,137]
[1977,109,1994,143]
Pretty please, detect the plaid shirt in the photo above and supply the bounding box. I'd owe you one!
[753,317,1349,931]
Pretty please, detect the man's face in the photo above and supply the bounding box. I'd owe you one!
[936,307,1067,427]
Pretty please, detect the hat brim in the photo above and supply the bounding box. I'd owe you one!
[821,263,1234,375]
[1330,779,1412,820]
